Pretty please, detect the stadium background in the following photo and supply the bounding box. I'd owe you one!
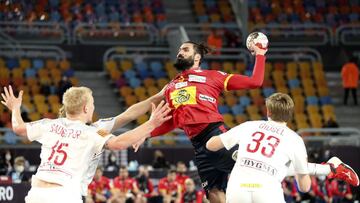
[0,0,359,202]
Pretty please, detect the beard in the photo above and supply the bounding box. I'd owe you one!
[174,55,194,71]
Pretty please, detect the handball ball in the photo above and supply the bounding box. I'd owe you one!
[246,32,268,52]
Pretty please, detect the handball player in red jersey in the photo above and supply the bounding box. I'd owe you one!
[134,41,267,203]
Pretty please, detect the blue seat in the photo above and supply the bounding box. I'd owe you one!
[33,59,44,70]
[124,69,137,80]
[239,96,251,107]
[4,130,17,145]
[263,87,275,97]
[231,104,245,115]
[64,69,74,77]
[218,105,230,114]
[288,79,300,89]
[135,62,148,71]
[150,61,163,73]
[320,96,332,105]
[25,68,37,78]
[306,96,319,105]
[129,78,141,88]
[6,58,19,70]
[152,69,167,79]
[138,68,150,79]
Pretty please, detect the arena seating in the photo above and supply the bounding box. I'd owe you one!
[0,0,167,28]
[0,57,78,132]
[248,0,360,29]
[192,0,236,24]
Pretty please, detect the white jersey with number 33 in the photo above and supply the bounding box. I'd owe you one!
[26,118,112,193]
[220,120,308,202]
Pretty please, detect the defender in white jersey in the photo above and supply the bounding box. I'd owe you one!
[207,93,359,203]
[1,86,171,203]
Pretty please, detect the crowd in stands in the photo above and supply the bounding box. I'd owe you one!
[248,0,360,29]
[0,0,167,28]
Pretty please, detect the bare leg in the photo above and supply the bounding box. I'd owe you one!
[208,188,226,203]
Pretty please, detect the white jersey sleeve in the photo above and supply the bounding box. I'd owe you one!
[26,119,51,143]
[92,117,116,132]
[290,136,309,174]
[90,129,114,154]
[220,122,250,150]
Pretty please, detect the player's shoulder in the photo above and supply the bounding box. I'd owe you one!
[91,117,115,127]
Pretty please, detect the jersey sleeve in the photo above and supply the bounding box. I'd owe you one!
[291,136,309,175]
[90,129,115,154]
[92,117,116,132]
[210,70,234,92]
[25,119,50,142]
[219,122,248,150]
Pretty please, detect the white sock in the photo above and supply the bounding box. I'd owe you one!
[307,163,331,176]
[286,162,331,176]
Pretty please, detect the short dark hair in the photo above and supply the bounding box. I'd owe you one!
[183,41,212,64]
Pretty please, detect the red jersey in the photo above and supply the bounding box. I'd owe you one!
[112,177,137,193]
[158,177,181,195]
[328,179,352,198]
[176,174,190,189]
[151,55,265,138]
[88,176,110,203]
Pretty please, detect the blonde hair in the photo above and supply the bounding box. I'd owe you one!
[62,87,92,115]
[265,93,294,122]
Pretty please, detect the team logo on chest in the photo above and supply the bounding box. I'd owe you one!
[170,86,197,108]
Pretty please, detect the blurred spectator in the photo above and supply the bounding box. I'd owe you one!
[152,150,170,169]
[106,151,119,172]
[181,178,205,203]
[158,169,182,203]
[329,180,353,203]
[341,57,359,105]
[0,150,13,175]
[282,176,302,203]
[40,80,51,96]
[207,29,223,55]
[135,165,159,202]
[308,176,331,203]
[88,166,111,203]
[109,165,142,203]
[224,29,241,48]
[58,76,72,101]
[176,161,189,190]
[7,156,30,183]
[323,117,340,136]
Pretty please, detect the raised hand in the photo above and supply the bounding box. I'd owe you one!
[252,43,268,56]
[149,100,172,128]
[1,85,23,111]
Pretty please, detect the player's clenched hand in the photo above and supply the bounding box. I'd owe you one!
[252,44,268,56]
[1,85,23,111]
[149,100,172,128]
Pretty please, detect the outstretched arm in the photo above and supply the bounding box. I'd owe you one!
[106,101,172,150]
[1,86,27,137]
[226,46,267,91]
[111,88,165,132]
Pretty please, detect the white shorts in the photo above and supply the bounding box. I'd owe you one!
[226,184,286,203]
[25,186,82,203]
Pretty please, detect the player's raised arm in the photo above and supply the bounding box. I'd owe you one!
[106,101,172,150]
[110,87,165,132]
[1,86,27,137]
[225,45,267,91]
